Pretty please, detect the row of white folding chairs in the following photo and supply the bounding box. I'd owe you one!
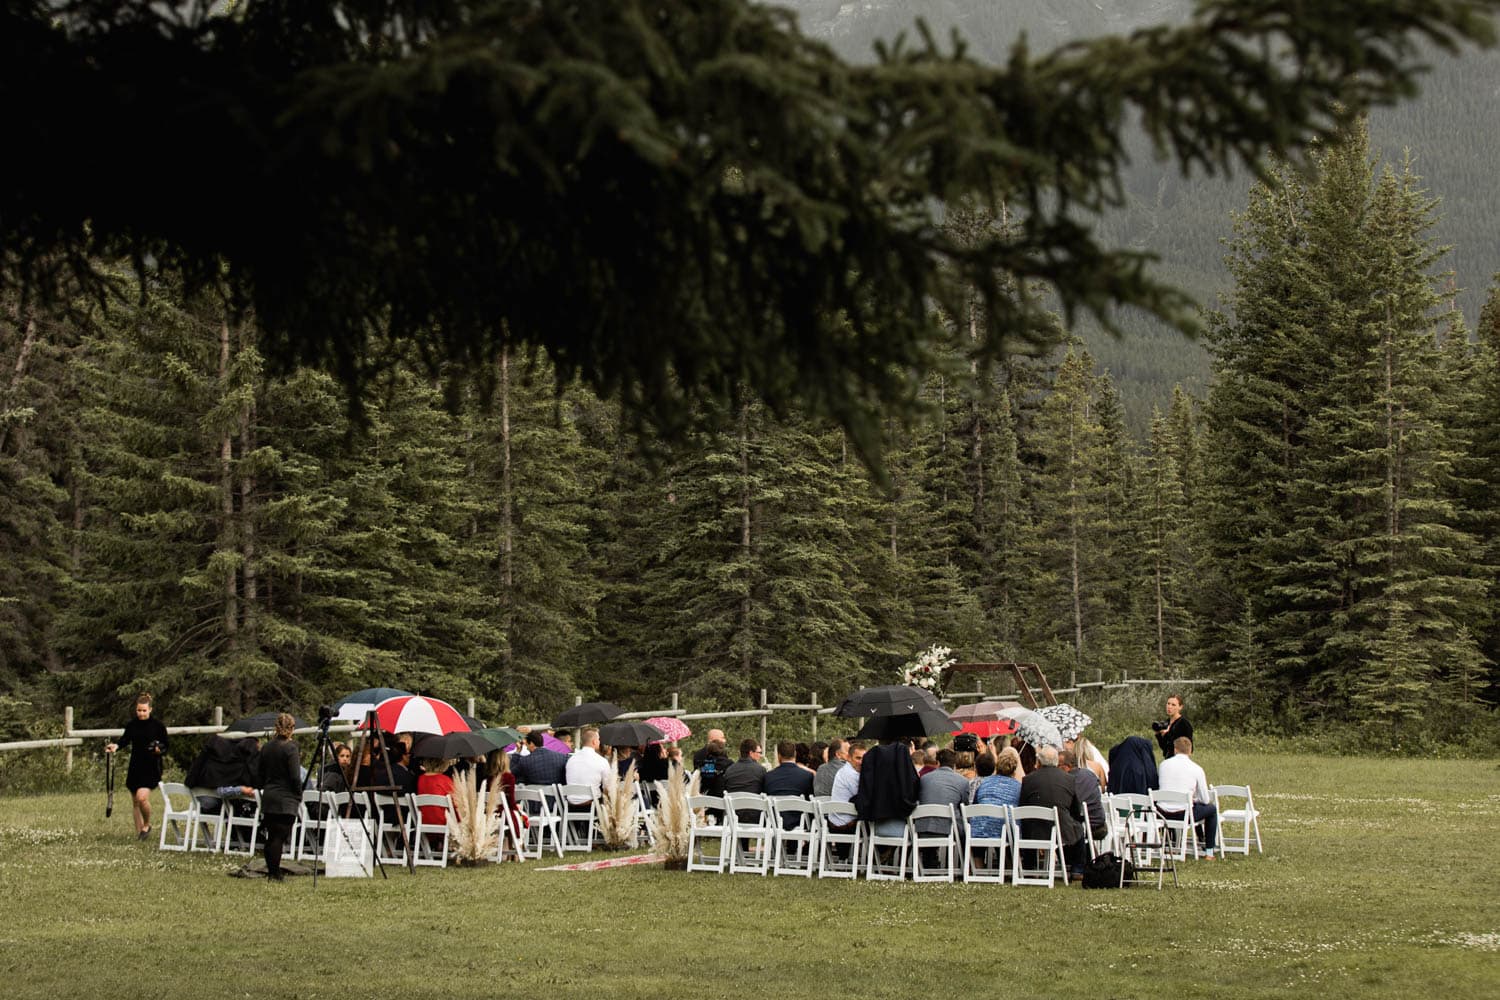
[156,782,263,855]
[1100,783,1262,863]
[684,794,1074,886]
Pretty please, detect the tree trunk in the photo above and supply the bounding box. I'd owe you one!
[1069,413,1084,662]
[739,401,753,681]
[498,345,515,687]
[218,320,239,705]
[238,327,258,690]
[0,309,38,454]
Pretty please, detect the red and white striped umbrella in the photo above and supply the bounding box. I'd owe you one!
[364,695,469,735]
[642,716,692,743]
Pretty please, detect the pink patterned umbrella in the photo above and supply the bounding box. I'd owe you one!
[643,716,692,743]
[363,695,469,735]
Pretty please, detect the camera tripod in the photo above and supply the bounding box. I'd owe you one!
[303,708,412,883]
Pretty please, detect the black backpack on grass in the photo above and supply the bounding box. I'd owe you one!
[1081,852,1134,889]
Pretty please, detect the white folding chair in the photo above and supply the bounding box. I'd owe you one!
[864,820,911,881]
[493,800,528,863]
[1150,788,1200,861]
[558,783,599,852]
[1112,793,1176,889]
[1009,805,1065,887]
[371,792,412,866]
[292,789,335,860]
[960,803,1008,883]
[1213,784,1262,855]
[908,804,959,882]
[157,781,194,851]
[686,794,731,873]
[187,787,228,853]
[513,786,564,858]
[411,793,453,867]
[725,792,773,875]
[220,790,262,856]
[769,798,819,877]
[815,800,863,879]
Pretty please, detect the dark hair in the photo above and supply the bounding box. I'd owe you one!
[794,741,811,766]
[845,740,867,753]
[526,730,547,748]
[809,741,828,765]
[780,740,800,762]
[936,748,958,769]
[134,692,153,706]
[976,753,996,778]
[826,737,846,757]
[739,738,760,758]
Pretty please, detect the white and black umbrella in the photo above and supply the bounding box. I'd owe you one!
[833,685,948,719]
[1014,713,1064,750]
[1037,703,1093,741]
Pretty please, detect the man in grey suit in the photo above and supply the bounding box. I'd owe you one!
[914,747,969,868]
[1018,744,1088,878]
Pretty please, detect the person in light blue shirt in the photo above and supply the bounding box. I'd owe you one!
[968,747,1023,840]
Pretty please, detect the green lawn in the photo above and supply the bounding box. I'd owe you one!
[1,751,1497,999]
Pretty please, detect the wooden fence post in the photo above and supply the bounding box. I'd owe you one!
[810,693,818,740]
[64,706,73,772]
[213,706,223,728]
[759,689,768,754]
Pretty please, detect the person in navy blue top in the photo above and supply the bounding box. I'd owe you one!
[764,740,814,829]
[512,730,569,786]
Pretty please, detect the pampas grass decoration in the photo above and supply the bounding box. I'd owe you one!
[597,762,639,849]
[649,762,692,863]
[448,768,502,864]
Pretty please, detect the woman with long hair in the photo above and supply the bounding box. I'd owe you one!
[255,713,303,881]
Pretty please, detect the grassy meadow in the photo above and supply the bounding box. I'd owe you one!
[1,750,1497,1000]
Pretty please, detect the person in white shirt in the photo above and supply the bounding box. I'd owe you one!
[1155,736,1219,857]
[830,743,865,804]
[564,726,611,803]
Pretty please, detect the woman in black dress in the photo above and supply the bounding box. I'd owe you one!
[105,692,169,840]
[255,713,303,881]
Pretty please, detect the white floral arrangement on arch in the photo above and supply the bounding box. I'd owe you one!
[901,643,956,692]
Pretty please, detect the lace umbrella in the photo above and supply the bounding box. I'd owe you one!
[1014,713,1064,750]
[1037,703,1093,741]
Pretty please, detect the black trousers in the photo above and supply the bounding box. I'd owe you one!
[263,812,295,876]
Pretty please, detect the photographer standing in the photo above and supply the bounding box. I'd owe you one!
[256,713,303,882]
[104,692,169,841]
[1153,693,1194,760]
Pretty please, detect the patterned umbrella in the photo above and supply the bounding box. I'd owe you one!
[642,716,692,743]
[1038,703,1093,741]
[1014,713,1064,750]
[364,695,469,735]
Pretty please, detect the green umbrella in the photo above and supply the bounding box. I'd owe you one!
[473,727,526,750]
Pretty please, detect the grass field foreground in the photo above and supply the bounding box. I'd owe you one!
[1,751,1497,999]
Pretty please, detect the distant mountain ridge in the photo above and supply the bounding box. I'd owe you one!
[779,0,1500,432]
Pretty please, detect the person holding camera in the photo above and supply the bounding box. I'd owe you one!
[105,692,169,841]
[1152,693,1194,760]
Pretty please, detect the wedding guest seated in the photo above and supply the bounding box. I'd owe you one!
[968,748,1023,839]
[1019,745,1088,879]
[186,733,260,814]
[416,757,458,828]
[317,742,354,793]
[764,740,814,828]
[486,748,528,832]
[637,743,669,787]
[1059,748,1108,844]
[916,748,969,863]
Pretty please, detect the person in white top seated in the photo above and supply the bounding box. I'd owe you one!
[563,726,612,804]
[830,742,865,804]
[1155,736,1219,858]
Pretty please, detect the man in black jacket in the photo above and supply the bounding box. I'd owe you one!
[764,740,814,829]
[1019,745,1089,878]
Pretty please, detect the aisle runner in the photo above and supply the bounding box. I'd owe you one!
[537,853,664,872]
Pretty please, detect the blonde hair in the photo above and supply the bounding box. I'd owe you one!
[996,746,1022,777]
[274,712,297,738]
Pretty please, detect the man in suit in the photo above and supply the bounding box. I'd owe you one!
[764,740,814,829]
[722,738,768,829]
[813,737,848,798]
[511,730,569,787]
[1018,744,1088,878]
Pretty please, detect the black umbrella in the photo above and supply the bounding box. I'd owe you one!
[460,714,485,731]
[224,711,307,734]
[598,720,665,747]
[412,731,499,760]
[551,701,627,728]
[855,709,960,741]
[833,685,947,719]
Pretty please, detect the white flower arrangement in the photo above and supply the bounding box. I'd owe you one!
[901,643,956,692]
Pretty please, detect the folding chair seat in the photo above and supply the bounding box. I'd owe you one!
[908,804,959,882]
[1149,788,1200,861]
[411,793,453,867]
[292,789,337,861]
[815,800,863,879]
[1212,784,1263,855]
[724,792,773,875]
[157,781,194,851]
[769,798,819,877]
[220,790,262,856]
[557,783,599,852]
[686,794,731,873]
[513,786,564,859]
[1009,805,1065,887]
[960,803,1008,883]
[187,787,229,853]
[371,792,412,866]
[864,819,911,881]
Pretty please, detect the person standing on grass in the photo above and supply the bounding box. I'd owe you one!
[1153,693,1194,759]
[255,713,303,882]
[105,692,168,841]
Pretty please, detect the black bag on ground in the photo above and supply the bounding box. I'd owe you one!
[1081,852,1134,888]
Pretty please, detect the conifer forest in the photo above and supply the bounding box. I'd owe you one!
[3,1,1500,747]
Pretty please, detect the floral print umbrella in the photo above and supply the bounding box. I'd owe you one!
[643,717,692,743]
[1037,703,1093,741]
[1014,713,1064,750]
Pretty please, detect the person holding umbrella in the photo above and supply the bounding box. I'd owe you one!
[104,692,168,841]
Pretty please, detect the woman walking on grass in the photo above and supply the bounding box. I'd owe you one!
[105,692,168,841]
